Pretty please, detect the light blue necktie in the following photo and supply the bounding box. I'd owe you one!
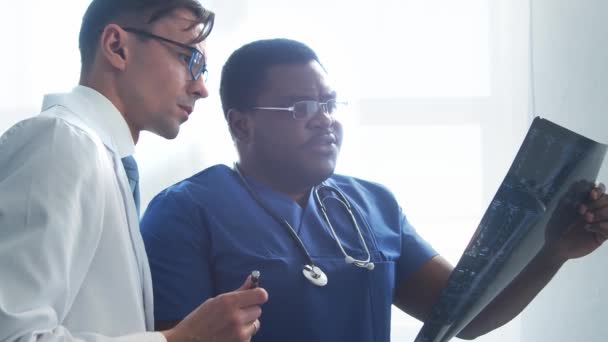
[121,155,140,216]
[121,155,151,327]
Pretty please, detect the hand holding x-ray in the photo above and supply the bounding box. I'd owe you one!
[544,181,608,260]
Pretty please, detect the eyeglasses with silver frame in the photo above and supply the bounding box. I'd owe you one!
[254,99,348,120]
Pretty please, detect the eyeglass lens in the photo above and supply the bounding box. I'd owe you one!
[293,100,342,119]
[189,51,207,81]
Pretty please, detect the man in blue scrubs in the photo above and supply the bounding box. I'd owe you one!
[140,39,608,341]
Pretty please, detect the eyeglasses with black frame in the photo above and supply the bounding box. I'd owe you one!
[253,99,348,120]
[122,27,208,81]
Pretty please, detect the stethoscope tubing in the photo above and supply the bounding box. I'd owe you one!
[233,164,374,276]
[315,185,374,268]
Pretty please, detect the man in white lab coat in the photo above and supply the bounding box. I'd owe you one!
[0,1,267,342]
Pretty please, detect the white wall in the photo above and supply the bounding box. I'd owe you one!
[522,0,608,341]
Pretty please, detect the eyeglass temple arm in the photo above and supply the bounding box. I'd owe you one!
[253,106,294,111]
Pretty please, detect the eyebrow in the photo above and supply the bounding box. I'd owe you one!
[184,33,204,47]
[177,31,203,49]
[324,91,338,100]
[279,91,338,104]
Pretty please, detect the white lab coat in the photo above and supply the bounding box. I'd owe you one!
[0,86,164,342]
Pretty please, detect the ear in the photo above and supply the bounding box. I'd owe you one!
[99,24,129,71]
[227,108,254,143]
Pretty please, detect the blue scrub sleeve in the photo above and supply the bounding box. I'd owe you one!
[395,209,438,286]
[140,188,212,321]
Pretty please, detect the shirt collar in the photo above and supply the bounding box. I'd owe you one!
[41,85,135,158]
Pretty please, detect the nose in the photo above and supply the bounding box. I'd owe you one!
[310,105,334,128]
[319,102,330,115]
[189,74,209,100]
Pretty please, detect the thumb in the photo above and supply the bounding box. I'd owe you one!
[236,274,254,291]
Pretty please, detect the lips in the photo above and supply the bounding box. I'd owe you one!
[309,133,337,145]
[178,105,193,115]
[305,133,339,153]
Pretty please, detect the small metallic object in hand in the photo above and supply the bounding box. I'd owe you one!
[250,270,261,288]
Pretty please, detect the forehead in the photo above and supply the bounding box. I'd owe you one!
[150,8,205,46]
[259,61,334,100]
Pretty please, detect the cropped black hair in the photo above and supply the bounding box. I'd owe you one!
[219,38,323,118]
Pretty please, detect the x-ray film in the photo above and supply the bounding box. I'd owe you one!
[415,117,607,342]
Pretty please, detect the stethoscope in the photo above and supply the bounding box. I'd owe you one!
[233,164,374,287]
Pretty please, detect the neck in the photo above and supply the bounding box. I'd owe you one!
[235,162,312,208]
[80,72,139,145]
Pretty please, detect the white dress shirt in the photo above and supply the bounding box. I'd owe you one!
[0,86,165,342]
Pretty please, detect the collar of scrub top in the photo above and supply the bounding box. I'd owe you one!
[232,163,375,287]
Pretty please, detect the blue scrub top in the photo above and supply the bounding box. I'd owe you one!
[140,165,437,342]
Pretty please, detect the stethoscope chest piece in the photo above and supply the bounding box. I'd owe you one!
[303,265,328,287]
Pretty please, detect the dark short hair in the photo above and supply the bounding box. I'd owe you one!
[219,38,323,118]
[79,0,214,70]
